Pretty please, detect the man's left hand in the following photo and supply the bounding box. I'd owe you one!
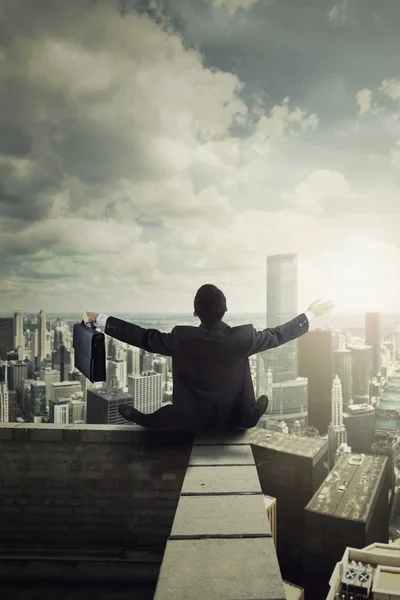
[82,311,99,324]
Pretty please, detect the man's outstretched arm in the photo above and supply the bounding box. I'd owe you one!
[247,299,334,356]
[82,312,176,356]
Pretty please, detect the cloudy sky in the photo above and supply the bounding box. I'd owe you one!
[1,0,400,316]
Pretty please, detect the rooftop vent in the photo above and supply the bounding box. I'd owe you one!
[348,455,364,465]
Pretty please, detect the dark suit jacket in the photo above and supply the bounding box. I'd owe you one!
[105,314,310,431]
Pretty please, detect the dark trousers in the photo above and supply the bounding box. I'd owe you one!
[137,396,268,433]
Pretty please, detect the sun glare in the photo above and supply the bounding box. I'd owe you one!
[330,240,395,312]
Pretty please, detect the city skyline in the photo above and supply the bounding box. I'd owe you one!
[1,0,400,314]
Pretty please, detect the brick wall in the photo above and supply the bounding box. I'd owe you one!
[0,424,192,550]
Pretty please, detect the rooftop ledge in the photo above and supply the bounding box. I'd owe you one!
[0,423,286,600]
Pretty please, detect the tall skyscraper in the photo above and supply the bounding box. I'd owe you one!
[126,347,140,377]
[304,454,389,599]
[268,378,308,429]
[38,310,47,366]
[106,358,126,390]
[51,381,82,403]
[140,349,153,374]
[265,254,298,382]
[298,329,333,435]
[365,312,381,377]
[8,360,28,393]
[249,429,328,587]
[49,398,71,424]
[30,330,38,368]
[86,388,134,424]
[52,344,71,382]
[128,370,163,413]
[0,380,9,423]
[333,340,352,411]
[13,308,24,351]
[153,357,168,390]
[0,318,14,360]
[30,380,47,421]
[343,403,375,455]
[328,376,347,468]
[350,346,372,403]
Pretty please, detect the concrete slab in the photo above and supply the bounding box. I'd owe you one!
[194,431,250,445]
[154,538,286,600]
[189,444,254,466]
[170,494,272,538]
[181,465,262,495]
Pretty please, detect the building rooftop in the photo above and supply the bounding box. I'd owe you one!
[306,454,388,521]
[345,403,375,415]
[327,543,400,599]
[87,387,132,401]
[248,428,327,459]
[51,381,81,387]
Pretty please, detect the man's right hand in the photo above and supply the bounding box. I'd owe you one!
[307,299,335,318]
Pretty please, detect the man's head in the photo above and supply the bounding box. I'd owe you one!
[193,284,228,325]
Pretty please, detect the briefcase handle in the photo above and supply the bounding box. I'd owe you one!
[81,320,97,329]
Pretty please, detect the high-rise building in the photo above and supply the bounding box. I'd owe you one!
[304,453,389,599]
[69,395,85,423]
[49,398,71,424]
[0,360,7,384]
[343,403,375,454]
[30,330,38,368]
[8,360,28,393]
[0,318,14,360]
[350,346,372,403]
[38,310,47,366]
[140,349,153,374]
[365,312,381,377]
[153,357,168,389]
[298,329,333,435]
[51,344,71,382]
[106,358,126,390]
[21,378,36,416]
[128,370,163,413]
[30,380,47,422]
[264,377,308,430]
[249,429,328,587]
[265,254,298,383]
[327,542,400,600]
[51,381,82,403]
[40,368,61,407]
[13,308,24,352]
[328,376,347,468]
[86,388,134,424]
[333,344,352,411]
[0,380,9,423]
[126,347,140,378]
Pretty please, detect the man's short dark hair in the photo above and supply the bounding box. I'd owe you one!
[194,284,227,325]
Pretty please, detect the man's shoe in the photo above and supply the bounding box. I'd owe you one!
[118,404,150,427]
[255,395,269,418]
[255,396,268,423]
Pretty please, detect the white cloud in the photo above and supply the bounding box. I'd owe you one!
[379,78,400,102]
[253,97,318,140]
[2,0,399,314]
[282,169,353,215]
[328,0,348,26]
[210,0,266,17]
[0,1,323,313]
[355,88,382,117]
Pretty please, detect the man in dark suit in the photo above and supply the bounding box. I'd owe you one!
[83,285,333,433]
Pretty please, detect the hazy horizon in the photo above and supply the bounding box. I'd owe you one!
[1,0,400,314]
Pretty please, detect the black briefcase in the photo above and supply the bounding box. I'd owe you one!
[73,320,106,383]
